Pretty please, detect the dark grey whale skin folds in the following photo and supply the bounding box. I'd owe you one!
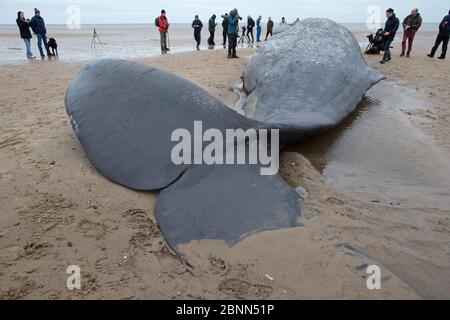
[65,19,384,253]
[65,59,302,252]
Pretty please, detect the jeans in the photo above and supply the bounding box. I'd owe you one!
[228,33,237,56]
[246,27,254,42]
[208,31,215,45]
[430,31,449,58]
[265,29,273,40]
[222,31,227,45]
[160,32,168,51]
[382,38,393,61]
[23,38,33,57]
[256,27,262,41]
[401,33,415,54]
[194,31,201,48]
[36,33,49,56]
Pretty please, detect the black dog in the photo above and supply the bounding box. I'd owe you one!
[48,37,58,56]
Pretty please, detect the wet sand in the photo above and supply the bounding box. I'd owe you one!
[0,32,450,299]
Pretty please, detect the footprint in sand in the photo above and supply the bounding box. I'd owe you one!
[208,255,230,276]
[218,278,273,299]
[77,219,106,240]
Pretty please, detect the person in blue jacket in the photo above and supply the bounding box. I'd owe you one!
[380,8,399,64]
[30,8,51,58]
[256,15,262,42]
[427,9,450,59]
[227,8,241,59]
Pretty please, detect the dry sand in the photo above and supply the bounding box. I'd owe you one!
[0,40,449,299]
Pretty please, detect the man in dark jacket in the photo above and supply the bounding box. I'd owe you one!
[380,8,399,64]
[16,11,35,59]
[30,8,51,58]
[401,8,422,57]
[208,14,217,46]
[265,17,274,41]
[227,9,241,58]
[246,16,255,43]
[427,10,450,59]
[221,13,228,47]
[192,15,203,51]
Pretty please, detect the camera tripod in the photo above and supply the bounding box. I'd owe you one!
[238,27,247,46]
[90,28,104,48]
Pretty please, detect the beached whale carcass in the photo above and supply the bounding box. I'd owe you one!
[239,18,384,143]
[64,18,383,257]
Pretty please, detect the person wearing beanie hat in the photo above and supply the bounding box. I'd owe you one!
[30,8,51,58]
[157,9,170,54]
[427,9,450,59]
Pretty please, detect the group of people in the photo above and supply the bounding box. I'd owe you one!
[377,7,449,64]
[155,9,286,58]
[154,7,450,62]
[15,7,449,62]
[16,8,54,59]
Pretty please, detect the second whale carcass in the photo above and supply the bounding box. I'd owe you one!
[239,18,384,144]
[65,19,384,256]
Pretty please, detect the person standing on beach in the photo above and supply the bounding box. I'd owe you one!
[192,15,203,51]
[30,8,51,58]
[400,8,422,57]
[157,10,170,54]
[16,11,35,59]
[208,14,217,46]
[380,8,399,64]
[265,17,274,41]
[227,9,240,58]
[246,16,255,43]
[427,10,450,59]
[221,13,228,47]
[256,16,262,42]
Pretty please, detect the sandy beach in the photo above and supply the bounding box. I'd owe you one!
[1,28,450,299]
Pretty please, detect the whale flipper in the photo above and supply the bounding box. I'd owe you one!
[65,59,261,191]
[156,164,302,249]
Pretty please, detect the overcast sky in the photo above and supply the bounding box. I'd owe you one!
[1,0,448,24]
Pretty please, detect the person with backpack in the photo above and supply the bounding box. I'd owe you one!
[246,16,255,43]
[16,11,35,59]
[30,8,51,58]
[379,8,399,64]
[155,9,170,54]
[265,17,274,41]
[400,8,422,57]
[427,9,450,59]
[208,14,217,46]
[256,15,262,42]
[192,15,203,51]
[221,13,228,47]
